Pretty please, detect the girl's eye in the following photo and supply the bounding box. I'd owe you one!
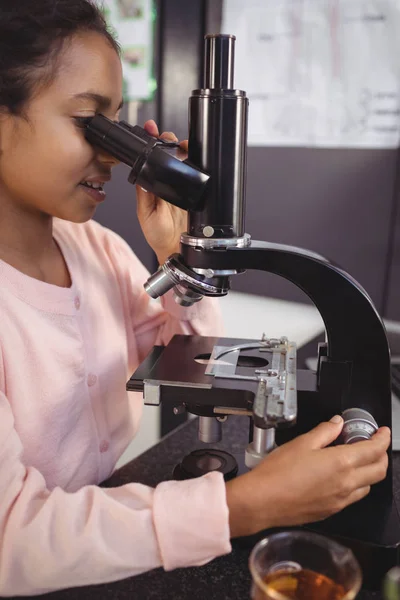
[73,116,93,128]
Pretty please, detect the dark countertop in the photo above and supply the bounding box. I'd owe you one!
[40,415,400,600]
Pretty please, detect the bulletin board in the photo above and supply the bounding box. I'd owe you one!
[101,0,156,102]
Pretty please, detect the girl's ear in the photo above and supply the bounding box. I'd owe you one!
[0,114,3,154]
[0,110,18,154]
[0,111,6,154]
[0,112,11,156]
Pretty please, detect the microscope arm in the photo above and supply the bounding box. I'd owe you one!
[181,240,392,432]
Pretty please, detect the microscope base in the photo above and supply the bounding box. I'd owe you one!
[172,443,400,589]
[235,497,400,591]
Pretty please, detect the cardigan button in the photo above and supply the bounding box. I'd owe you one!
[87,374,97,387]
[99,440,109,453]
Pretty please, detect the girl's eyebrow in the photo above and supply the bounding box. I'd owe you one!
[71,92,124,111]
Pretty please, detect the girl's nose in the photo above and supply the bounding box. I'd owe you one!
[96,148,120,167]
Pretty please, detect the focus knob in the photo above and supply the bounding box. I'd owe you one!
[340,408,378,444]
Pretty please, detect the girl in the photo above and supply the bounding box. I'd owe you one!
[0,0,390,595]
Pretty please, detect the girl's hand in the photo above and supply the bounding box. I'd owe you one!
[135,120,188,265]
[226,416,391,538]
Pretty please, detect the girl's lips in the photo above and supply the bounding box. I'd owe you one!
[79,183,106,203]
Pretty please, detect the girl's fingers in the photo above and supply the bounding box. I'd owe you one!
[344,485,371,507]
[350,455,389,489]
[299,417,344,450]
[160,131,178,142]
[143,119,159,137]
[337,427,391,469]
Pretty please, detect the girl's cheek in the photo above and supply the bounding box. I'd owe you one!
[49,121,93,158]
[59,136,95,164]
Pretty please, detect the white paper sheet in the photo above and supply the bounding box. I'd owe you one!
[222,0,400,148]
[101,0,155,102]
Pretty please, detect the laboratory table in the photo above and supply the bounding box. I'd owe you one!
[38,414,400,600]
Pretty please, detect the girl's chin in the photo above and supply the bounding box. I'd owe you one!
[54,207,97,224]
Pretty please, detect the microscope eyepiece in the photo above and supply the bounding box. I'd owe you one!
[83,114,210,212]
[204,34,236,89]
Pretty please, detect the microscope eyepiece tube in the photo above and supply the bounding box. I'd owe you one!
[84,115,210,212]
[188,34,248,239]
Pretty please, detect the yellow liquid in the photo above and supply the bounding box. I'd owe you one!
[254,568,346,600]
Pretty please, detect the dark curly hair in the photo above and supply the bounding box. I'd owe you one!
[0,0,120,116]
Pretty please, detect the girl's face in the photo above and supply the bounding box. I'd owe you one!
[0,32,123,223]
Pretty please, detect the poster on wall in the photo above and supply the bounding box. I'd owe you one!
[222,0,400,148]
[100,0,156,102]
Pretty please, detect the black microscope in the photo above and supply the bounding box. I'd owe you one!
[84,34,400,589]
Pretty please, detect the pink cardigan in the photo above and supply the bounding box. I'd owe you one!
[0,218,231,595]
